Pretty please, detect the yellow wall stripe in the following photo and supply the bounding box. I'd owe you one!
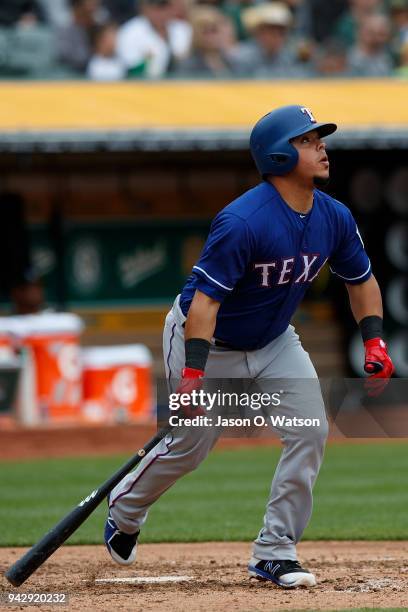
[0,79,407,130]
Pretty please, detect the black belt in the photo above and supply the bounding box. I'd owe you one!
[213,338,237,350]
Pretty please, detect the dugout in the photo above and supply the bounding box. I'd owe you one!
[0,80,406,377]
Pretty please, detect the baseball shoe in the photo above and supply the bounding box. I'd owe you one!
[248,558,316,588]
[104,512,139,566]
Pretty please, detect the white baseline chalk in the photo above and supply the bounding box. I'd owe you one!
[95,575,193,584]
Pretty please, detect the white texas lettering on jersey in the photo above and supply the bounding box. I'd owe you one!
[255,254,326,287]
[278,258,295,285]
[295,254,319,283]
[254,262,276,287]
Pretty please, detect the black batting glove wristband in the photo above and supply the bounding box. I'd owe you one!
[185,338,210,371]
[359,315,383,342]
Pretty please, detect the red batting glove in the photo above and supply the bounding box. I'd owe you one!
[364,338,395,397]
[175,367,205,417]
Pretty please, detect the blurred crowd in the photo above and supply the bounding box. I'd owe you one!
[0,0,407,79]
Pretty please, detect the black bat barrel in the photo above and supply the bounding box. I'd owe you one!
[5,425,172,587]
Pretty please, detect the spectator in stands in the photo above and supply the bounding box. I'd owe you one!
[314,38,352,76]
[12,27,58,79]
[56,0,104,73]
[334,0,384,47]
[0,1,64,79]
[347,12,393,75]
[87,22,126,79]
[0,1,45,26]
[233,2,313,78]
[389,0,408,59]
[175,6,240,77]
[116,0,191,78]
[37,0,71,26]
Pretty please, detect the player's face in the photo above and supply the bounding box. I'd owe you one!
[290,129,330,186]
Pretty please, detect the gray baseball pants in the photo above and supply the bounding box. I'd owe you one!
[109,295,328,561]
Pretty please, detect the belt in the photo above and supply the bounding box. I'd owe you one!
[213,338,237,350]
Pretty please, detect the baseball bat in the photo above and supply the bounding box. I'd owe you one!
[5,423,173,587]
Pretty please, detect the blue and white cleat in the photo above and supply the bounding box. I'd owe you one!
[104,513,139,566]
[248,558,316,588]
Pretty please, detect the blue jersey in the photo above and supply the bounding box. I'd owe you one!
[179,182,371,351]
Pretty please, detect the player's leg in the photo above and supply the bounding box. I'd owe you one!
[107,298,216,535]
[249,325,328,586]
[106,296,248,563]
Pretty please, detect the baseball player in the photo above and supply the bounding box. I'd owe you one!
[104,105,394,588]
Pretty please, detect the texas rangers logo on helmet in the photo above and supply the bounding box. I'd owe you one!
[300,107,316,123]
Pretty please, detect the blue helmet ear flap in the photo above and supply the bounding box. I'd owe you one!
[263,141,299,177]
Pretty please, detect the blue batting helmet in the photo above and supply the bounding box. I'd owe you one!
[250,105,337,178]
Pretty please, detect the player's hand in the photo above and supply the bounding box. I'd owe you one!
[175,367,205,418]
[363,338,394,397]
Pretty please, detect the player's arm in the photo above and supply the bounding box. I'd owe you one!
[181,289,220,378]
[173,291,220,417]
[185,290,220,343]
[329,207,394,391]
[173,290,220,416]
[345,274,382,323]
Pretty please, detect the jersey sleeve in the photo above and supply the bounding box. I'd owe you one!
[329,207,372,284]
[192,212,253,301]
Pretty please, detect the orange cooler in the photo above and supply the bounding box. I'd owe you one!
[82,345,153,424]
[13,313,84,423]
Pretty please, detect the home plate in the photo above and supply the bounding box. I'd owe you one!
[95,576,193,584]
